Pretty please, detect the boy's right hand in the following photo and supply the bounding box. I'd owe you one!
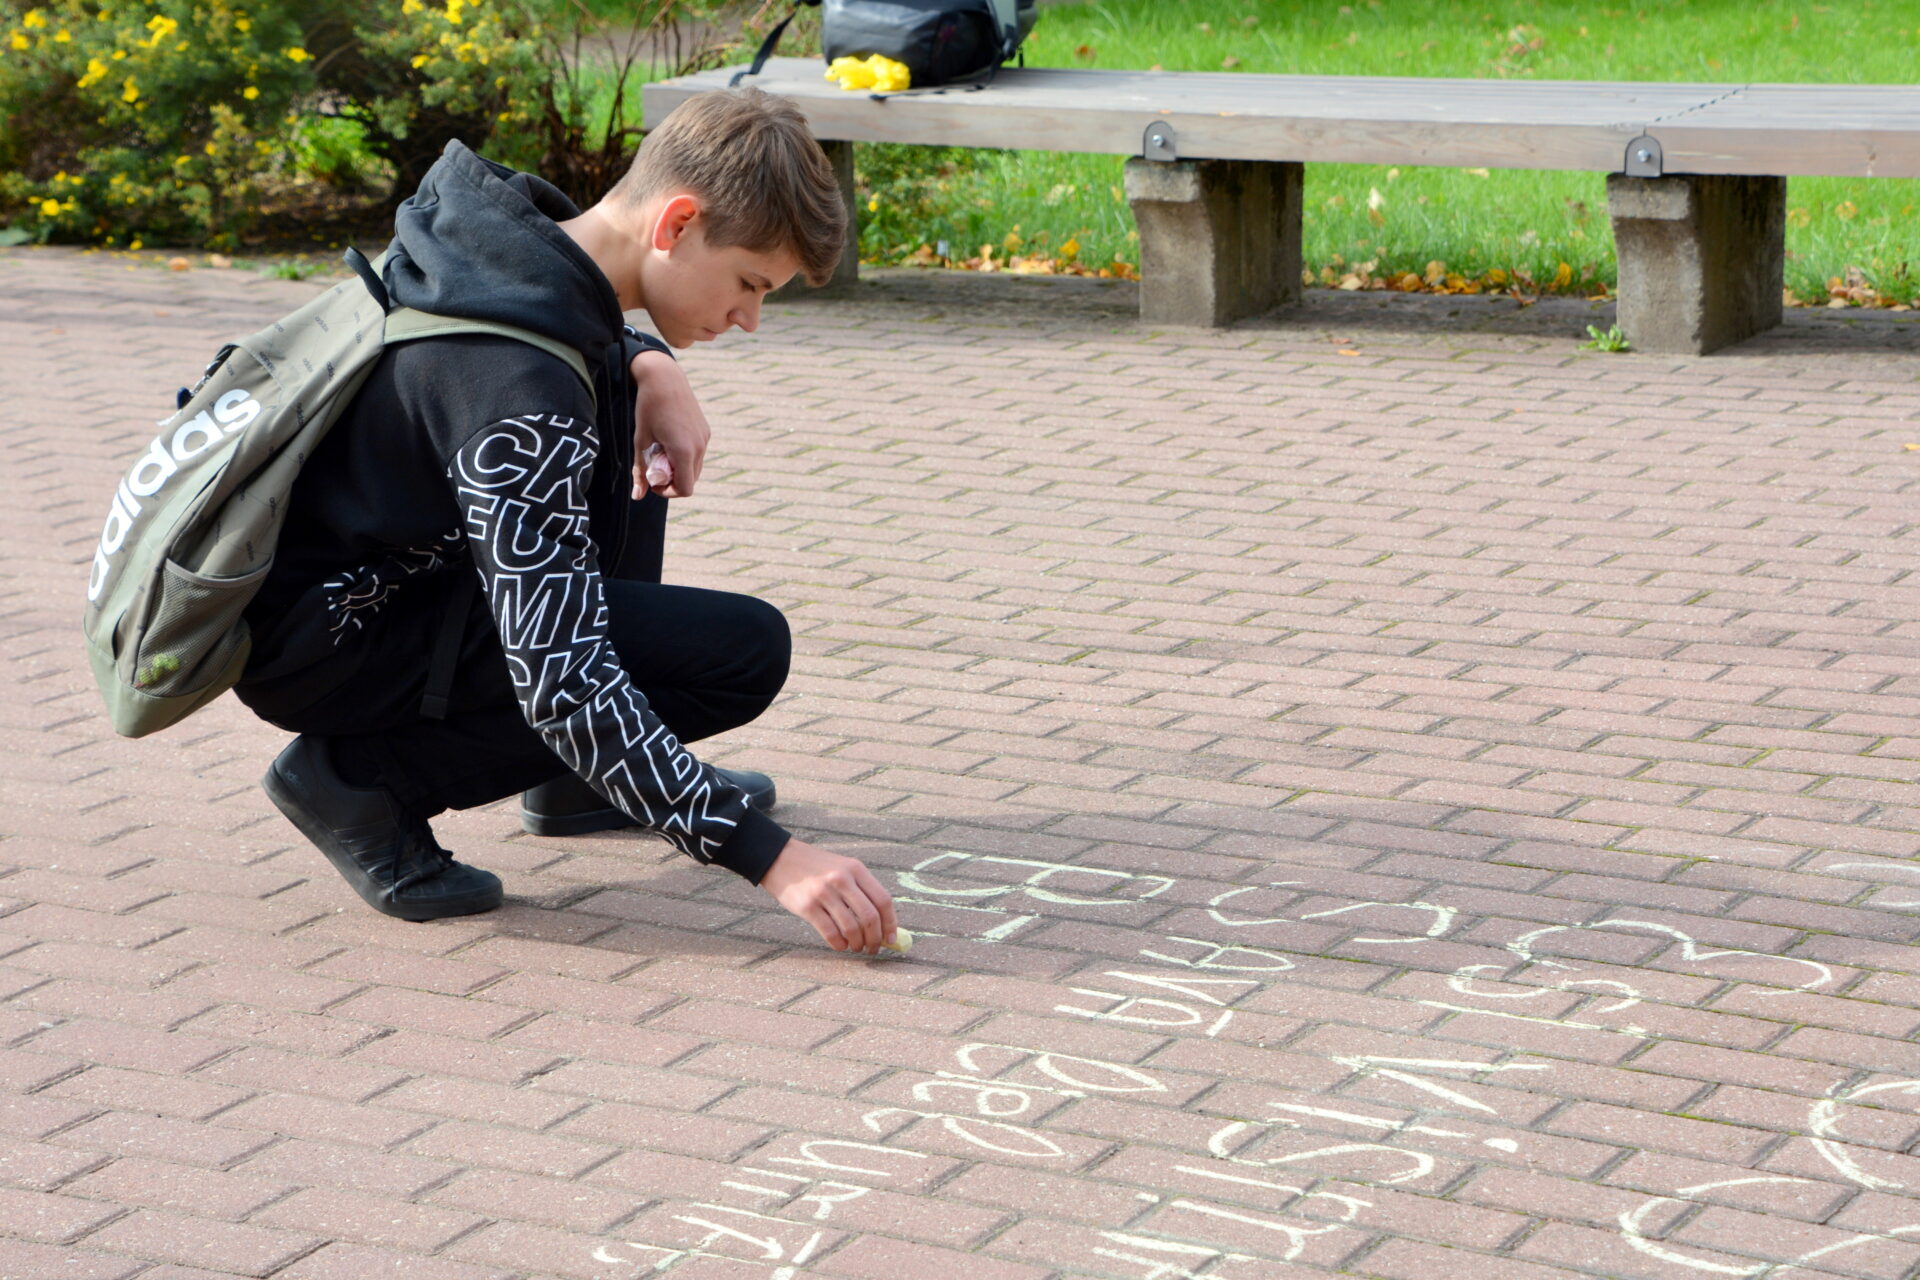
[760,837,899,954]
[631,348,708,498]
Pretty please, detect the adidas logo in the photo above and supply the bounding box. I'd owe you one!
[87,389,263,602]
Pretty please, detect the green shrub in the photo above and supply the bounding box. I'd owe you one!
[0,0,316,246]
[0,0,818,247]
[0,0,549,246]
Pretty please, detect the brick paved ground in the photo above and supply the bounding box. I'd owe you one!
[3,243,1920,1280]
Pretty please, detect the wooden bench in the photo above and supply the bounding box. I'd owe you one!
[645,59,1920,354]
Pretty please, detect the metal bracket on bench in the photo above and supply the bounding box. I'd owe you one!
[1623,134,1663,178]
[1143,121,1178,161]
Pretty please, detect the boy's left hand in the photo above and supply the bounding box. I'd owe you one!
[631,348,708,498]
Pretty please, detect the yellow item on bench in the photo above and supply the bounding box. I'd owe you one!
[827,54,911,93]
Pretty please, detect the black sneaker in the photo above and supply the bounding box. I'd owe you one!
[263,736,504,921]
[520,767,777,837]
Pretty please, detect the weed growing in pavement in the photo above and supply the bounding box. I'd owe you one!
[1581,324,1631,352]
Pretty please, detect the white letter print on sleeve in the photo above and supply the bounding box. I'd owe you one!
[451,414,749,864]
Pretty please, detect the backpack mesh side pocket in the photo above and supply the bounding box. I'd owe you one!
[130,559,272,698]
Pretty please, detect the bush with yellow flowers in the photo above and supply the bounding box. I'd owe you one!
[0,0,780,248]
[301,0,545,199]
[0,0,315,246]
[0,0,549,246]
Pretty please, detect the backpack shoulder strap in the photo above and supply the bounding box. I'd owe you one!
[384,308,596,409]
[729,0,820,86]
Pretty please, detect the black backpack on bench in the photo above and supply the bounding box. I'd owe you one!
[732,0,1039,91]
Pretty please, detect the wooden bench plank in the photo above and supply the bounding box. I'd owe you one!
[646,60,1920,176]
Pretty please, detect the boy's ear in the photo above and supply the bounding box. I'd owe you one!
[650,193,702,252]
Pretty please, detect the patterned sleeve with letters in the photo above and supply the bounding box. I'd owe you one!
[449,411,753,866]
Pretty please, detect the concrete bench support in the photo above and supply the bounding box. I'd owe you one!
[1607,173,1786,355]
[774,139,860,300]
[1124,158,1303,327]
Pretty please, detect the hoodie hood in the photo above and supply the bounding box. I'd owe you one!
[381,140,625,360]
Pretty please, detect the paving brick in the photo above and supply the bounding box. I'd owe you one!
[375,1075,588,1131]
[404,1119,617,1179]
[0,1241,144,1280]
[1668,1202,1920,1277]
[251,1185,487,1253]
[1607,1148,1853,1220]
[62,1157,294,1221]
[813,1231,1051,1280]
[45,1065,252,1121]
[324,986,535,1041]
[20,1020,231,1074]
[169,1003,381,1057]
[425,1167,648,1233]
[0,1183,124,1242]
[274,1242,517,1280]
[443,1220,659,1280]
[233,1138,458,1198]
[213,1092,434,1150]
[500,1012,705,1067]
[344,1029,564,1084]
[80,1209,319,1277]
[1359,1237,1592,1280]
[50,1111,275,1170]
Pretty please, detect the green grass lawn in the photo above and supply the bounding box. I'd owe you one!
[844,0,1920,303]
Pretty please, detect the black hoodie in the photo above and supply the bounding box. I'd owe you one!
[242,141,786,876]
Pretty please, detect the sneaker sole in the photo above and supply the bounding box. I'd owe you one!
[520,804,633,838]
[264,762,503,922]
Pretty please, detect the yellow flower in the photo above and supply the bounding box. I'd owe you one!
[53,28,69,41]
[21,9,46,29]
[284,46,309,62]
[144,14,178,46]
[867,195,879,212]
[77,56,106,85]
[204,141,217,155]
[410,52,428,67]
[401,0,423,11]
[122,77,139,103]
[112,49,126,59]
[39,198,61,217]
[129,239,143,250]
[446,0,465,24]
[235,15,251,31]
[8,33,27,51]
[242,84,259,99]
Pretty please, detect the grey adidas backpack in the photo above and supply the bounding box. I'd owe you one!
[82,250,590,739]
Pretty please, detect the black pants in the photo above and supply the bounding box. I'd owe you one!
[235,494,792,818]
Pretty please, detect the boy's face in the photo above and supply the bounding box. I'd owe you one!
[640,194,802,349]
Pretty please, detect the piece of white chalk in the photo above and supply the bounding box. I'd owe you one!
[642,442,673,489]
[880,927,914,954]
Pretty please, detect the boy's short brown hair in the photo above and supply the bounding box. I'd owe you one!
[613,88,847,287]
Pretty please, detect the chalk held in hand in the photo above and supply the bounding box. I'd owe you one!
[642,442,673,490]
[881,927,914,954]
